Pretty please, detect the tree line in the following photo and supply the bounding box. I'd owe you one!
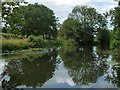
[1,1,120,49]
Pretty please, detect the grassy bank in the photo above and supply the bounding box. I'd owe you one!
[1,35,61,53]
[1,39,30,53]
[0,33,26,39]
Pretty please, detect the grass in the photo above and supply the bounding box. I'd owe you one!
[1,38,61,53]
[0,33,26,39]
[1,39,30,53]
[0,34,62,53]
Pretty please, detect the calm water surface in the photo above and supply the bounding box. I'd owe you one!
[0,46,120,88]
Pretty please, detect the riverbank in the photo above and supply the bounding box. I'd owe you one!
[1,34,61,53]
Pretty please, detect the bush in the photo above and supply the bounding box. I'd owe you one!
[28,35,45,48]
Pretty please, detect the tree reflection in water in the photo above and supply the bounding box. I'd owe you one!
[1,49,58,89]
[104,47,120,87]
[1,46,120,88]
[59,46,108,85]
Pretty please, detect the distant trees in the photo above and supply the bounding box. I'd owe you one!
[2,2,119,47]
[59,5,108,45]
[2,2,58,39]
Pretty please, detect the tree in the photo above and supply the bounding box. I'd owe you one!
[110,4,120,49]
[58,18,81,40]
[2,2,18,33]
[59,6,107,45]
[23,3,58,39]
[69,6,107,44]
[2,2,58,39]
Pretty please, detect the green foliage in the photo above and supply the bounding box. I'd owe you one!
[23,3,58,38]
[28,35,45,48]
[69,5,107,30]
[110,28,120,49]
[28,35,61,48]
[62,39,77,47]
[114,7,120,27]
[59,18,80,40]
[44,39,62,48]
[110,6,120,49]
[2,2,22,33]
[0,33,25,39]
[96,29,110,47]
[2,39,30,52]
[2,2,58,39]
[59,6,107,45]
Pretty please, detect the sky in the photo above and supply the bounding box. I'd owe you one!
[23,0,117,23]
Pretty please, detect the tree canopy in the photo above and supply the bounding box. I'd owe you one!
[2,2,58,39]
[59,5,108,45]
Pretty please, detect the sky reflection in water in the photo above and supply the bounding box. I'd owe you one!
[0,46,119,88]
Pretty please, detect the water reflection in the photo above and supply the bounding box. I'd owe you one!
[96,46,120,87]
[59,46,108,85]
[1,49,58,89]
[0,46,120,88]
[105,47,120,87]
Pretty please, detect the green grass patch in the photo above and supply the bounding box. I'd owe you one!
[0,33,26,39]
[1,35,62,53]
[1,39,30,53]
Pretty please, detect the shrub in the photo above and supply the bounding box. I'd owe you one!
[28,35,45,48]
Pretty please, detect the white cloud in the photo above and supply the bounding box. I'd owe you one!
[92,0,114,2]
[55,0,90,6]
[42,61,75,87]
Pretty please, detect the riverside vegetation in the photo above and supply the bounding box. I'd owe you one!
[1,1,120,53]
[0,1,120,89]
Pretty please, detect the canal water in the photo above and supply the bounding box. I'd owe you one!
[0,46,119,88]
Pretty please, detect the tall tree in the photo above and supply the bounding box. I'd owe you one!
[59,5,107,45]
[2,2,58,39]
[69,5,107,31]
[23,3,58,39]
